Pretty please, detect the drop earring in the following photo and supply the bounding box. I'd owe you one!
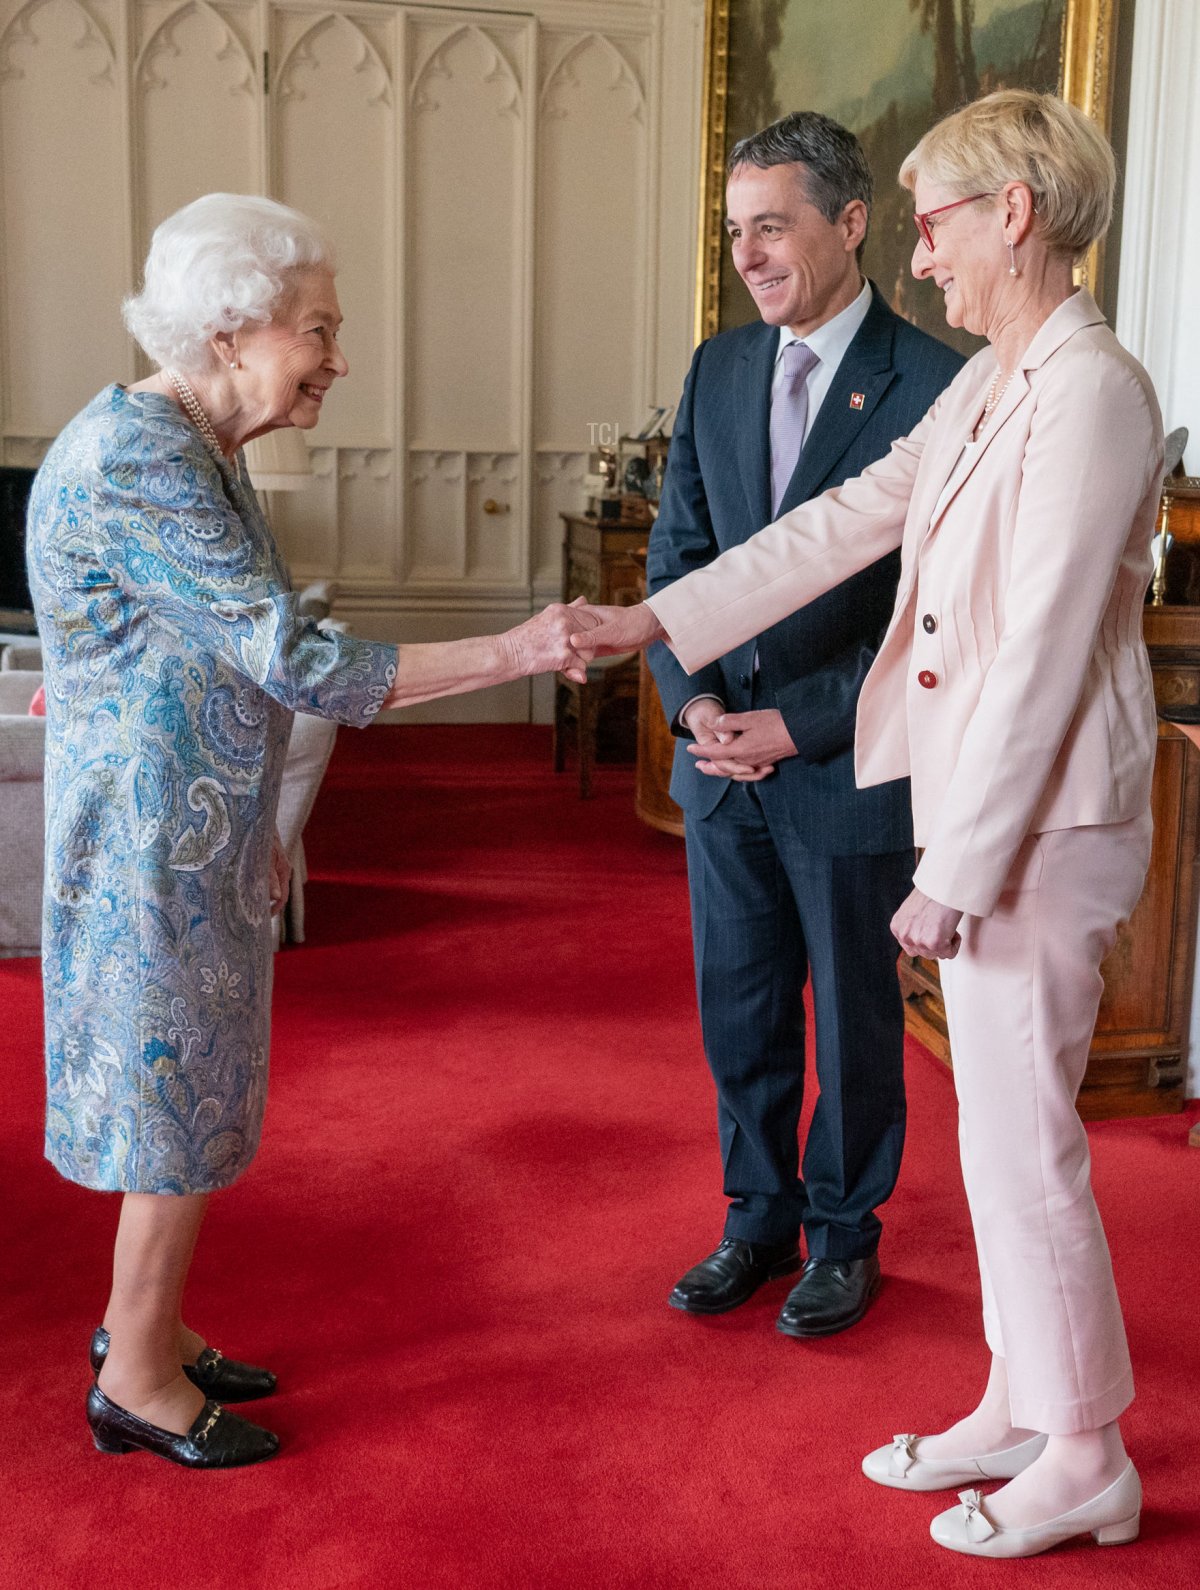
[1007,240,1018,277]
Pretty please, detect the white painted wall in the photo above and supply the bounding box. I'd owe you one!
[1115,0,1200,1095]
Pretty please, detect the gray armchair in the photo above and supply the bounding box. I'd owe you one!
[0,640,43,671]
[0,669,45,956]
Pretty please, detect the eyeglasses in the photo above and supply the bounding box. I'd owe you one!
[912,193,995,251]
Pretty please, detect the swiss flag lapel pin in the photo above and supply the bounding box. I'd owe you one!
[849,392,865,410]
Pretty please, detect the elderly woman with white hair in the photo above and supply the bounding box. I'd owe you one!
[27,193,583,1468]
[574,91,1164,1558]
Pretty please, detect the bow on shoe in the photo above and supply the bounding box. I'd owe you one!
[890,1433,919,1476]
[956,1490,997,1543]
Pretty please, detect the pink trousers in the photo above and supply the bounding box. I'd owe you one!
[939,812,1153,1435]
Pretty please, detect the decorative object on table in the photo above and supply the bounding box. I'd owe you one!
[1150,519,1176,607]
[1149,428,1189,605]
[622,452,651,497]
[697,1,1126,353]
[617,434,670,526]
[633,404,674,441]
[585,448,621,519]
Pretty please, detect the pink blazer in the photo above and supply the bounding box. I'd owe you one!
[647,292,1165,917]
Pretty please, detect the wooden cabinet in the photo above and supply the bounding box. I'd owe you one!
[560,513,646,611]
[902,604,1200,1120]
[558,514,644,763]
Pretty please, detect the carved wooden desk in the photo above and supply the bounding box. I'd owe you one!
[902,604,1200,1121]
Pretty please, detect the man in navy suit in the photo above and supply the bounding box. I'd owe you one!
[649,112,963,1336]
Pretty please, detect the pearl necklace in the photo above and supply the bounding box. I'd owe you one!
[164,370,225,463]
[980,365,1017,425]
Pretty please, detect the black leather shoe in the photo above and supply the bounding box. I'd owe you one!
[669,1238,801,1315]
[90,1326,277,1403]
[86,1383,279,1468]
[776,1253,881,1338]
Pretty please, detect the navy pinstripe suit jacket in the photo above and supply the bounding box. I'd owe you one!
[647,285,964,856]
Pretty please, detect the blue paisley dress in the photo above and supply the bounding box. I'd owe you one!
[27,385,396,1194]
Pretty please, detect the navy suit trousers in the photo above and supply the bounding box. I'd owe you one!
[685,778,914,1257]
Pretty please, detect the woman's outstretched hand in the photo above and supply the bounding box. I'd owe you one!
[891,887,963,960]
[569,601,666,660]
[502,598,599,683]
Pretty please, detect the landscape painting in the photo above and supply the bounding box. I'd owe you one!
[703,1,1120,356]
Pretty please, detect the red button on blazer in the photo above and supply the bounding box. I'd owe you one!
[918,670,938,689]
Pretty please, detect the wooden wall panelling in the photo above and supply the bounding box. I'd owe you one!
[0,0,130,442]
[532,448,588,590]
[464,451,520,581]
[273,442,336,578]
[271,3,393,452]
[335,446,394,582]
[532,23,650,590]
[405,447,463,581]
[271,1,396,591]
[135,0,261,273]
[403,8,533,595]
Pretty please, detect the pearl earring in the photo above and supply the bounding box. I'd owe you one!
[1007,240,1018,277]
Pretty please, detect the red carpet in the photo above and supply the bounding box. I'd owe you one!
[2,725,1197,1588]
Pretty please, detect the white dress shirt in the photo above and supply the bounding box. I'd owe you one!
[771,276,873,447]
[680,277,873,727]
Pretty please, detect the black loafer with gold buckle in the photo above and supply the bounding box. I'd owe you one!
[90,1326,277,1403]
[86,1383,279,1468]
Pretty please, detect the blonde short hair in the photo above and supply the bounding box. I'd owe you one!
[899,90,1116,261]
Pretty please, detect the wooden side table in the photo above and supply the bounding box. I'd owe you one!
[554,515,644,792]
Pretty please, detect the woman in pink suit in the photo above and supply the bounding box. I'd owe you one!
[574,91,1163,1559]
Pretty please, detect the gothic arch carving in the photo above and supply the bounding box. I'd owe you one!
[135,1,255,97]
[275,12,391,109]
[539,32,644,123]
[410,24,521,118]
[0,0,115,86]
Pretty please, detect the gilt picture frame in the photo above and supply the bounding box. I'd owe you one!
[696,1,1123,353]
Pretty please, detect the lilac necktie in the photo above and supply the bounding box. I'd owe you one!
[770,341,820,515]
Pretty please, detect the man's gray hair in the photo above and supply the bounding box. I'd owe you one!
[728,112,874,257]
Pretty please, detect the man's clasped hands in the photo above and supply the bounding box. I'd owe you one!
[553,596,964,963]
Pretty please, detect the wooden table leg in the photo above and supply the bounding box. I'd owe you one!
[579,682,599,799]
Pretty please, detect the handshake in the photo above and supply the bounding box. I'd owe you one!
[508,595,662,681]
[514,599,795,782]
